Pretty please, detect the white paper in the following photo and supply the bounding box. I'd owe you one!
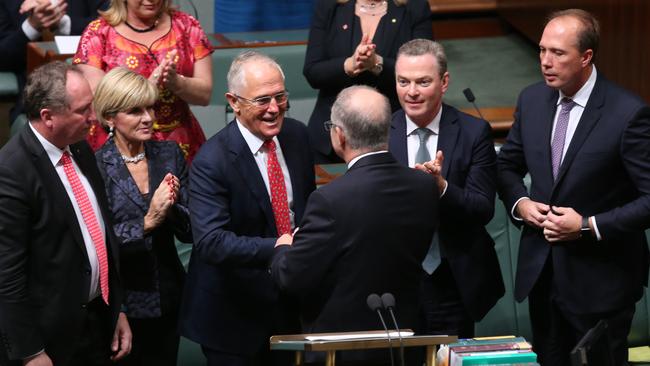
[305,331,414,341]
[54,36,81,55]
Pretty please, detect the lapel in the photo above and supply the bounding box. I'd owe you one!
[336,0,358,51]
[552,76,605,190]
[374,0,405,56]
[145,141,166,207]
[227,121,276,235]
[21,127,88,254]
[536,88,560,185]
[389,111,408,165]
[100,140,148,212]
[437,105,460,178]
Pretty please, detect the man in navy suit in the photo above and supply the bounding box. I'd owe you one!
[272,85,438,364]
[388,39,504,338]
[497,9,650,365]
[179,50,316,366]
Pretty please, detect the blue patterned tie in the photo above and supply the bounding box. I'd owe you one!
[414,128,441,274]
[551,98,575,180]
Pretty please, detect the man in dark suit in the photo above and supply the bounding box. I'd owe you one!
[179,50,316,366]
[0,0,107,123]
[497,9,650,365]
[271,85,438,360]
[389,39,504,338]
[0,61,131,365]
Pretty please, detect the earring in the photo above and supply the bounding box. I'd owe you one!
[109,126,114,138]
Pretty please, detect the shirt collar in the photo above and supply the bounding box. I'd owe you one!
[405,107,442,137]
[236,119,280,154]
[558,65,597,108]
[28,122,70,166]
[348,150,388,169]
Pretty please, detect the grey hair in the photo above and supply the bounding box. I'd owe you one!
[227,50,285,94]
[23,61,81,121]
[331,85,391,151]
[397,39,448,77]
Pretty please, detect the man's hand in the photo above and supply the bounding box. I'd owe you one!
[110,312,132,362]
[515,199,550,229]
[275,233,294,247]
[27,0,67,31]
[23,352,52,366]
[542,206,582,242]
[416,151,446,195]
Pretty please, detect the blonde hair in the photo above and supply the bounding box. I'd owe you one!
[337,0,407,5]
[101,0,174,26]
[93,67,158,127]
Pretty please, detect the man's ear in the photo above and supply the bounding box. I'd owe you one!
[581,49,593,67]
[225,93,240,114]
[40,108,54,128]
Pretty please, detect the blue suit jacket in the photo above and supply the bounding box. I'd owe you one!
[497,74,650,313]
[304,0,432,156]
[96,139,191,319]
[389,105,505,321]
[180,118,316,355]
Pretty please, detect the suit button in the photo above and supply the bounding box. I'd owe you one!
[81,303,87,309]
[84,270,91,275]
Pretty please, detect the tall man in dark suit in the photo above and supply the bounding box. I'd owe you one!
[497,9,650,365]
[271,85,438,360]
[179,50,316,366]
[389,39,504,338]
[0,61,131,366]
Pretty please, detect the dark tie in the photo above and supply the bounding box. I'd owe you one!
[60,152,109,304]
[551,98,576,179]
[264,140,291,235]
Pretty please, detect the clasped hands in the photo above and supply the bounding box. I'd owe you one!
[149,50,183,92]
[20,0,67,32]
[144,173,179,232]
[344,33,383,76]
[415,151,447,195]
[516,199,584,243]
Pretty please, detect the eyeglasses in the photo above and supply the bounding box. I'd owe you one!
[234,91,289,108]
[323,120,343,132]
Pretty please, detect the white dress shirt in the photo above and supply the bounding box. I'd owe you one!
[22,15,71,41]
[405,109,448,196]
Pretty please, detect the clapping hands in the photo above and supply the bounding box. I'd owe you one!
[344,34,382,76]
[149,49,180,90]
[144,173,179,232]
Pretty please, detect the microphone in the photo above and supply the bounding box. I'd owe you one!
[463,88,487,122]
[367,293,395,366]
[381,293,405,366]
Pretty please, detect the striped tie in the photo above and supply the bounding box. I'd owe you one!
[60,152,109,304]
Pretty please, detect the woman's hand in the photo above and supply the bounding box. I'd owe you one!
[344,33,378,76]
[144,173,179,232]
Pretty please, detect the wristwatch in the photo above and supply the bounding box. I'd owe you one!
[581,216,591,233]
[372,62,383,75]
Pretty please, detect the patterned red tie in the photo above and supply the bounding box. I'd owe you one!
[264,140,291,235]
[60,152,110,304]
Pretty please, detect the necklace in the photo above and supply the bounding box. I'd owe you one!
[356,0,388,16]
[124,17,159,33]
[121,152,146,164]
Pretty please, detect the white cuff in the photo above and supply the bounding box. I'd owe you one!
[590,216,602,241]
[21,18,41,41]
[440,180,448,198]
[56,14,71,35]
[511,197,529,221]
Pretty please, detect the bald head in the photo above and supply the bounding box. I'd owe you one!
[330,85,391,153]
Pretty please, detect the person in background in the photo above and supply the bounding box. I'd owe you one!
[304,0,432,163]
[497,9,650,365]
[0,61,130,366]
[0,0,108,124]
[74,0,213,162]
[93,67,191,366]
[180,50,315,366]
[389,39,504,338]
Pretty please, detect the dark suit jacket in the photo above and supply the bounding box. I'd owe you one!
[497,74,650,313]
[0,126,122,364]
[96,139,191,319]
[389,105,505,321]
[272,152,438,335]
[179,118,316,355]
[304,0,432,156]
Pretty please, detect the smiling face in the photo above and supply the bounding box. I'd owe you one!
[539,16,593,96]
[126,0,163,20]
[228,62,287,140]
[395,53,449,127]
[108,105,155,146]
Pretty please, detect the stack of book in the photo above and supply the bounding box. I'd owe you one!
[436,336,538,365]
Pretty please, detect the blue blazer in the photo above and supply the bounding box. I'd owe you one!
[180,118,316,355]
[497,74,650,313]
[389,105,505,321]
[304,0,432,156]
[96,139,191,319]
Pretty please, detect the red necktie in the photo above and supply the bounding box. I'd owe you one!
[60,152,110,304]
[264,140,291,235]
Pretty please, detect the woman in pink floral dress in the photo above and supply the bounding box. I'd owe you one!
[74,0,213,163]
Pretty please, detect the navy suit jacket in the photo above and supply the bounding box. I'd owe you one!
[272,152,438,335]
[389,105,505,321]
[180,118,316,355]
[96,139,191,319]
[0,126,122,363]
[304,0,432,156]
[497,73,650,313]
